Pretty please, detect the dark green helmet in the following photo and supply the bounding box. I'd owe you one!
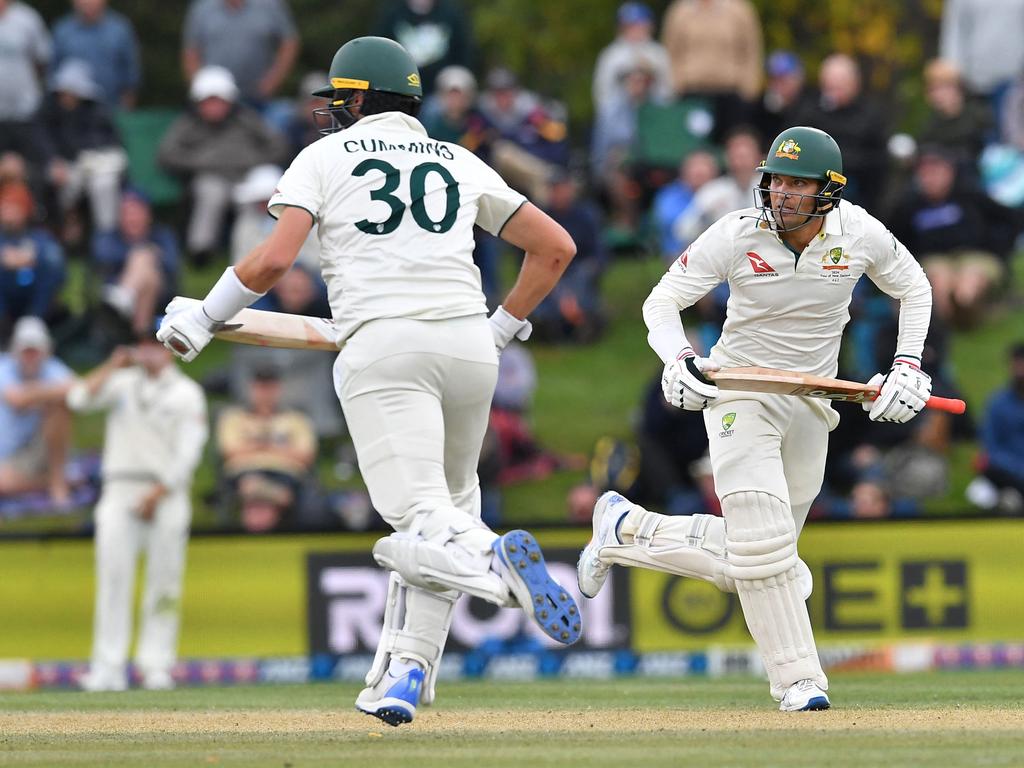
[312,37,422,132]
[756,126,847,231]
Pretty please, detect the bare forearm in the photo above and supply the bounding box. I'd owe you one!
[234,240,292,293]
[501,250,572,319]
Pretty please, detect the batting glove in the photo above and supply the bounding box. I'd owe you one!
[864,360,932,423]
[661,348,720,411]
[156,297,218,362]
[488,305,532,354]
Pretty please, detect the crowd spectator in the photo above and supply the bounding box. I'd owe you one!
[42,59,126,238]
[158,66,289,263]
[532,171,607,343]
[919,58,991,162]
[51,0,140,110]
[791,54,889,211]
[752,50,810,145]
[372,0,474,95]
[0,317,73,505]
[660,0,762,139]
[91,187,179,337]
[968,342,1024,515]
[182,0,299,107]
[276,71,329,159]
[651,148,720,262]
[675,125,761,246]
[480,67,569,204]
[422,66,493,160]
[69,336,207,692]
[0,0,52,184]
[591,55,666,237]
[592,3,672,113]
[215,363,318,533]
[890,145,1018,327]
[940,0,1024,125]
[0,183,65,335]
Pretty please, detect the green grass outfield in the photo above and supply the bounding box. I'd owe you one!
[1,671,1022,767]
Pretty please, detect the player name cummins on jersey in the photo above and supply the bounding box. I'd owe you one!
[268,112,526,345]
[647,199,932,379]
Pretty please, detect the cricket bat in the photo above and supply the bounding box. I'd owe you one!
[707,366,967,414]
[170,298,338,351]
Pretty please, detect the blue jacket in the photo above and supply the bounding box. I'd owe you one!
[981,387,1024,480]
[91,225,180,282]
[0,230,65,323]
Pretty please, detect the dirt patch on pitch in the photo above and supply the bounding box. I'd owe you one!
[1,708,1020,736]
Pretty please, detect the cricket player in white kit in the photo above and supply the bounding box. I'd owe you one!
[157,37,581,725]
[578,126,934,711]
[70,336,208,692]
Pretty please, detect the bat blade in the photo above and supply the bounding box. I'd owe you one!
[168,297,338,351]
[707,366,966,414]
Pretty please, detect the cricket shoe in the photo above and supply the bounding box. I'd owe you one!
[779,679,831,711]
[355,667,425,726]
[493,530,582,645]
[577,491,632,598]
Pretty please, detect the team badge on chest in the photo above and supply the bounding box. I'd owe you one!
[821,246,851,282]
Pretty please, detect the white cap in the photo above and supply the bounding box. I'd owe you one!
[190,66,239,103]
[233,164,284,204]
[51,59,101,100]
[436,65,477,95]
[10,316,52,353]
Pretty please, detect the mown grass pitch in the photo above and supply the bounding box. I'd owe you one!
[1,671,1022,767]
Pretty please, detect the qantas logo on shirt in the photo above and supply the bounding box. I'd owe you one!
[746,251,779,276]
[676,247,689,272]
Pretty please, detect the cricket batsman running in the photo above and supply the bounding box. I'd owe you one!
[157,37,581,725]
[578,126,934,711]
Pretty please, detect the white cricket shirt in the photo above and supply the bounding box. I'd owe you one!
[268,112,527,344]
[643,200,933,377]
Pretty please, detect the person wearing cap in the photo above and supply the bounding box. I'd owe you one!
[889,144,1017,328]
[51,0,141,110]
[0,316,74,506]
[592,2,672,113]
[215,362,316,533]
[41,58,127,237]
[91,186,180,336]
[182,0,299,105]
[158,65,289,263]
[919,58,991,162]
[753,50,810,146]
[0,182,66,335]
[68,332,207,692]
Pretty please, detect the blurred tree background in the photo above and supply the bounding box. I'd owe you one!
[33,0,943,135]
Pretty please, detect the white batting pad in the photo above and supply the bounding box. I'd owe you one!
[723,490,827,699]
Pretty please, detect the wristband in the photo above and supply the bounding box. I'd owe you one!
[492,305,532,343]
[647,323,692,365]
[201,267,266,324]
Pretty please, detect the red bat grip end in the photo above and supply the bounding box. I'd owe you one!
[926,395,967,414]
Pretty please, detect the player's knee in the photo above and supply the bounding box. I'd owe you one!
[723,490,798,582]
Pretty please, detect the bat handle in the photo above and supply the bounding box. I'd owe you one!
[926,395,967,414]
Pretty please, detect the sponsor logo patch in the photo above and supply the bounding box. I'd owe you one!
[746,251,779,277]
[719,411,736,438]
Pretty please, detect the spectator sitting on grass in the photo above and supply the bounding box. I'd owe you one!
[0,317,74,505]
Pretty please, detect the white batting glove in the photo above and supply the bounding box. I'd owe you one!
[488,305,532,354]
[156,297,218,362]
[864,361,932,423]
[661,348,720,410]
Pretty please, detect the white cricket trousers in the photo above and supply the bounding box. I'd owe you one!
[89,480,191,685]
[333,315,498,530]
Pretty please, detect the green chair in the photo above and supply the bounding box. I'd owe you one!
[114,108,183,206]
[632,98,715,171]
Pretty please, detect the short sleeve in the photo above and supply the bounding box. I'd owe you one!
[30,9,52,64]
[271,0,299,39]
[268,143,322,220]
[470,156,527,236]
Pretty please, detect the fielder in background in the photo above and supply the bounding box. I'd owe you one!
[578,126,934,711]
[157,37,581,726]
[69,333,208,692]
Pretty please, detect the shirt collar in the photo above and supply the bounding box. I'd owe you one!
[355,112,428,136]
[822,201,845,237]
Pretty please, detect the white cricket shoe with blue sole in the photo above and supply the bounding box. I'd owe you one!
[779,679,831,711]
[493,529,582,645]
[355,667,425,726]
[577,491,631,598]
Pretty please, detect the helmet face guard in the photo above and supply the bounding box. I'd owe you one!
[754,166,847,232]
[313,88,361,134]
